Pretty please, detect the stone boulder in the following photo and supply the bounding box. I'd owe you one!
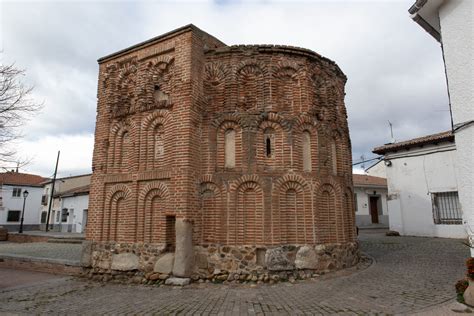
[111,253,139,271]
[154,253,175,274]
[265,247,295,271]
[295,246,318,269]
[172,219,194,277]
[165,277,190,286]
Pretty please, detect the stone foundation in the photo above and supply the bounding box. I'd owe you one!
[90,242,166,273]
[192,242,359,281]
[85,241,359,285]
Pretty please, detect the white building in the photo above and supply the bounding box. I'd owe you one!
[408,0,472,243]
[53,185,89,233]
[353,174,389,228]
[0,172,47,232]
[365,160,387,179]
[40,174,91,233]
[373,131,466,238]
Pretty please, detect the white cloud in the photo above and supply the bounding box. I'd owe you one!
[15,133,94,178]
[1,0,451,177]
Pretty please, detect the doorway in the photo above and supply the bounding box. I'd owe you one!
[68,209,74,232]
[165,216,176,252]
[369,196,379,224]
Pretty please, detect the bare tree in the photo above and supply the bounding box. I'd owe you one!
[0,62,42,166]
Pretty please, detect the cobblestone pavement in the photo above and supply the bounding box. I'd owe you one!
[0,231,468,315]
[0,267,64,290]
[0,242,82,262]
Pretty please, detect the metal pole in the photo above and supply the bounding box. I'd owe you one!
[19,195,26,233]
[45,151,60,232]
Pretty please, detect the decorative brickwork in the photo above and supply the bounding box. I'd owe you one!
[87,24,357,283]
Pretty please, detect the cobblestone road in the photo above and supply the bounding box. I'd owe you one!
[0,231,468,315]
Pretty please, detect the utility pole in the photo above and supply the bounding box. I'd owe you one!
[45,151,60,232]
[388,120,395,143]
[360,154,366,171]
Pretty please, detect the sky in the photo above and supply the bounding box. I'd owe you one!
[0,0,450,178]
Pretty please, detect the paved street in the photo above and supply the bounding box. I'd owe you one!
[0,268,65,290]
[0,242,82,263]
[0,231,469,315]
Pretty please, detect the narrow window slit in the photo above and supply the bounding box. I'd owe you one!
[266,137,272,158]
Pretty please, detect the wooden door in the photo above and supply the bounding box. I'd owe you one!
[369,196,379,224]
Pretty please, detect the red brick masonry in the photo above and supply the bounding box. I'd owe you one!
[86,24,358,281]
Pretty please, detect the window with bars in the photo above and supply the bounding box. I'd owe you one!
[7,210,20,222]
[431,191,462,225]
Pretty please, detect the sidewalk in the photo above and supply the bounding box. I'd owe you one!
[0,242,82,263]
[0,241,83,275]
[7,230,85,239]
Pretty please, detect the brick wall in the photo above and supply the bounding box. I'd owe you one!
[87,25,355,249]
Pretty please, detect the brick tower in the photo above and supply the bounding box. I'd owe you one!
[86,25,358,283]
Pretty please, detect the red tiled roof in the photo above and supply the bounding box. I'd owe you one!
[373,130,454,155]
[353,174,387,188]
[0,172,48,187]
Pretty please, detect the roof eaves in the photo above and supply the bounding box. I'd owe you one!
[98,24,226,64]
[372,131,454,155]
[353,183,387,189]
[98,24,193,63]
[411,13,441,42]
[408,0,428,15]
[1,182,44,188]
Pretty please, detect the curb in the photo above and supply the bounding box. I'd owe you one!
[0,254,83,276]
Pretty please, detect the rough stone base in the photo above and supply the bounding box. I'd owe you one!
[90,241,166,272]
[85,241,359,286]
[191,242,359,283]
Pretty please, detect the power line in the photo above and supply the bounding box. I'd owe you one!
[352,156,382,166]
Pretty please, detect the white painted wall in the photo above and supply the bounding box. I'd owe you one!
[366,160,387,178]
[54,194,89,233]
[384,141,466,238]
[438,0,474,247]
[40,174,91,228]
[354,186,388,227]
[0,185,43,228]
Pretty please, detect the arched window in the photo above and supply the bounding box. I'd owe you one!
[224,129,235,168]
[264,128,275,158]
[117,131,130,169]
[201,189,216,243]
[302,131,311,172]
[331,142,337,175]
[154,125,164,160]
[266,138,272,157]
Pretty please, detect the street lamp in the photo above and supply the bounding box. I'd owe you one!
[19,190,29,234]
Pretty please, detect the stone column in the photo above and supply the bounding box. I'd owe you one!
[172,218,194,277]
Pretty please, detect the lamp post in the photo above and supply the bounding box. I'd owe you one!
[19,190,29,234]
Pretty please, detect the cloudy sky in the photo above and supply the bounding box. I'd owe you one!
[0,0,450,177]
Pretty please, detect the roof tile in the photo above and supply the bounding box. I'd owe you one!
[0,172,48,187]
[353,174,387,187]
[373,130,453,155]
